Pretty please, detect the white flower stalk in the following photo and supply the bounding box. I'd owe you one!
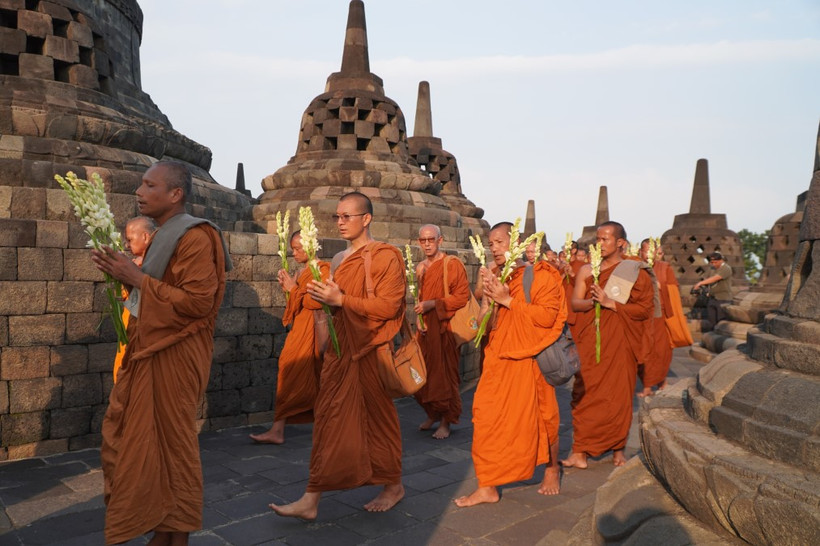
[473,218,543,347]
[404,244,425,330]
[55,171,127,344]
[275,210,290,275]
[588,242,603,363]
[563,232,573,265]
[533,232,544,263]
[647,237,657,266]
[469,234,486,267]
[298,206,339,356]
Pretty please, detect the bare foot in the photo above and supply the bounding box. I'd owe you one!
[269,492,320,520]
[560,452,588,469]
[419,417,437,431]
[538,467,561,496]
[364,483,405,512]
[636,387,653,398]
[432,421,451,439]
[613,450,627,467]
[454,486,500,507]
[657,380,668,391]
[250,421,285,444]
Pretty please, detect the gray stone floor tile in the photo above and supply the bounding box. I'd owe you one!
[335,509,420,539]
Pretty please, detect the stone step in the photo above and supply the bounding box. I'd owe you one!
[689,345,714,363]
[713,320,754,339]
[746,328,820,375]
[763,313,820,346]
[700,332,744,354]
[722,304,767,324]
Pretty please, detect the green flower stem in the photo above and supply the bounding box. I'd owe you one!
[473,300,495,347]
[308,264,340,357]
[594,302,601,363]
[104,274,128,345]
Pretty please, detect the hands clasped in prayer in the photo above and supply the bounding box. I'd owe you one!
[306,278,342,307]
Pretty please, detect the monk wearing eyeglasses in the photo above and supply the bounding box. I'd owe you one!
[413,224,470,439]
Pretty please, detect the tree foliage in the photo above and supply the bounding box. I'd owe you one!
[737,229,770,284]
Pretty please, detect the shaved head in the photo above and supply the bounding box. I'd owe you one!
[418,224,441,238]
[126,216,156,234]
[339,192,373,215]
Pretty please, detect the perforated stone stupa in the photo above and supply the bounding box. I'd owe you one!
[253,1,485,248]
[0,0,253,229]
[661,159,746,301]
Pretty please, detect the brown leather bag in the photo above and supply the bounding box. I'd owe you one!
[363,246,427,398]
[443,256,481,347]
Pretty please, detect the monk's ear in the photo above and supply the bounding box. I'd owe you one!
[361,212,373,228]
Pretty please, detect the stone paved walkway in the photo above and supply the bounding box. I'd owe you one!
[0,349,702,545]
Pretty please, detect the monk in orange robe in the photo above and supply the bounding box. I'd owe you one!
[113,216,155,384]
[250,231,330,444]
[636,239,674,396]
[455,222,566,507]
[563,222,654,469]
[271,192,406,520]
[412,224,470,439]
[91,161,229,545]
[655,245,694,349]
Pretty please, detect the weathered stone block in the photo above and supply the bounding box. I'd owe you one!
[212,336,237,364]
[249,359,277,387]
[222,361,250,390]
[0,219,36,247]
[240,386,272,413]
[248,307,285,335]
[47,281,94,313]
[18,247,63,280]
[256,233,278,255]
[0,346,49,379]
[66,21,93,48]
[0,380,7,413]
[0,248,16,280]
[0,281,46,315]
[87,342,116,373]
[239,335,273,361]
[50,407,93,438]
[38,1,72,21]
[225,255,253,282]
[0,28,25,55]
[273,333,287,358]
[0,1,24,11]
[35,220,69,248]
[64,312,105,343]
[744,419,807,470]
[251,255,279,281]
[9,377,62,412]
[8,314,64,346]
[7,438,69,459]
[61,373,102,408]
[215,308,248,337]
[11,187,46,219]
[0,316,9,346]
[18,10,52,38]
[43,35,79,63]
[69,432,102,451]
[50,344,88,376]
[721,369,784,417]
[1,411,48,445]
[45,188,73,222]
[0,186,11,218]
[204,390,240,417]
[772,338,820,375]
[228,232,257,255]
[64,249,104,281]
[91,50,110,77]
[208,415,246,430]
[232,281,272,308]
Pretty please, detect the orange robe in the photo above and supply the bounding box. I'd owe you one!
[101,224,227,545]
[307,243,406,492]
[569,263,653,457]
[639,261,674,388]
[274,262,330,424]
[562,260,585,326]
[472,263,566,487]
[112,303,129,384]
[414,256,470,424]
[656,260,694,347]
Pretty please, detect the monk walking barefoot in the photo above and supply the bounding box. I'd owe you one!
[432,420,451,440]
[538,442,562,495]
[364,484,405,512]
[613,449,628,466]
[418,417,438,431]
[458,222,566,508]
[454,486,500,507]
[269,492,320,521]
[560,452,589,469]
[249,421,285,444]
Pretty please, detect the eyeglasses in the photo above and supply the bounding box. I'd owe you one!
[418,237,439,244]
[332,213,367,223]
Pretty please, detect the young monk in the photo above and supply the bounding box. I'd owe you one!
[455,222,566,507]
[637,238,673,397]
[563,221,654,469]
[112,216,156,383]
[250,231,330,444]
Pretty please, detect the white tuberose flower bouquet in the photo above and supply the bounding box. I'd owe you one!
[404,245,425,331]
[589,242,603,363]
[275,210,290,299]
[298,206,340,356]
[55,171,127,344]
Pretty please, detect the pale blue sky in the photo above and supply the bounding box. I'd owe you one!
[136,0,820,247]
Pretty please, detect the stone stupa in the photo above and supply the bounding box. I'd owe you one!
[577,185,609,248]
[253,1,484,248]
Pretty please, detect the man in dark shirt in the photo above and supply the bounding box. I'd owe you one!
[693,252,733,330]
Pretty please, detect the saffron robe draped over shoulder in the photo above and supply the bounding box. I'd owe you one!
[639,261,674,389]
[414,256,470,424]
[569,263,653,457]
[307,242,406,492]
[656,260,694,348]
[101,224,226,545]
[274,262,330,424]
[472,262,566,487]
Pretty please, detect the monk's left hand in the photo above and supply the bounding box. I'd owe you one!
[414,300,434,315]
[308,279,343,307]
[590,284,616,310]
[90,246,144,288]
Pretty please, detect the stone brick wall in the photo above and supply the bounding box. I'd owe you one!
[0,225,482,461]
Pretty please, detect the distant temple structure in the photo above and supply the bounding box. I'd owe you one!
[252,1,487,248]
[577,186,609,247]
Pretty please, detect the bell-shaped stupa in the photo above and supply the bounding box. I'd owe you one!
[253,1,481,247]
